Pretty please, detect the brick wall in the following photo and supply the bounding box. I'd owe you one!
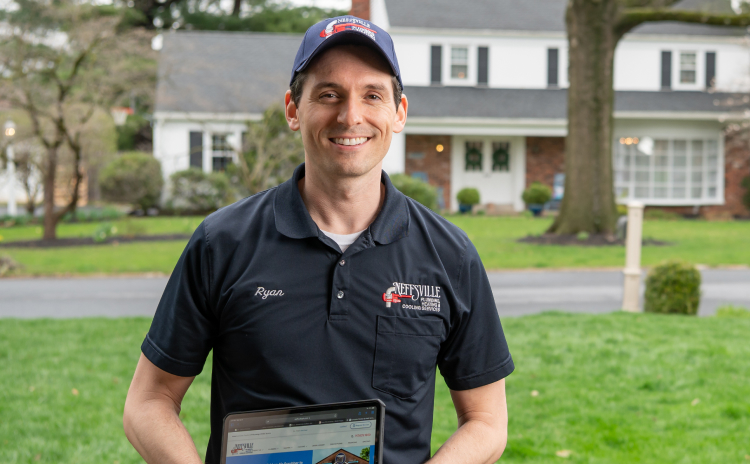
[404,134,452,209]
[526,136,565,189]
[350,0,370,19]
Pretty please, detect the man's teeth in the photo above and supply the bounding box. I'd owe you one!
[333,137,368,146]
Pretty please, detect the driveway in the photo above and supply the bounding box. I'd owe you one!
[0,269,748,318]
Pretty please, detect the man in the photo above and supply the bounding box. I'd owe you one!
[124,16,513,464]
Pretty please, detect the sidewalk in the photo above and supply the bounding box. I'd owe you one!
[0,269,748,318]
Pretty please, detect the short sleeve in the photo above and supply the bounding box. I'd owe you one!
[141,222,217,377]
[437,239,514,390]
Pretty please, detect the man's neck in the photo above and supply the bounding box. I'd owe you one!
[298,164,385,235]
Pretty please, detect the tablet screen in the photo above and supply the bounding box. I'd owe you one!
[222,400,383,464]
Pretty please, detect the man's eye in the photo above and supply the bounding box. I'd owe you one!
[321,93,337,99]
[368,94,382,100]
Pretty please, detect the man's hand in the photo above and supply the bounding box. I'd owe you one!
[428,379,508,464]
[123,354,202,464]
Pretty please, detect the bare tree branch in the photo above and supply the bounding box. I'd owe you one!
[617,9,750,36]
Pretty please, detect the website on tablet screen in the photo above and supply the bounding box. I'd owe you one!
[226,407,377,464]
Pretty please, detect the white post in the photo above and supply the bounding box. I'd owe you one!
[6,143,17,217]
[622,201,644,312]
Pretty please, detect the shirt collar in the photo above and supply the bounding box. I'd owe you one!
[274,163,410,245]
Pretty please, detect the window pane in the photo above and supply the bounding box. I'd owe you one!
[691,187,702,199]
[708,187,717,198]
[635,186,649,198]
[672,187,686,198]
[680,52,696,84]
[615,171,630,183]
[654,187,668,198]
[707,140,718,155]
[616,187,630,198]
[654,171,668,183]
[673,171,687,184]
[635,154,650,168]
[635,171,650,182]
[707,155,718,168]
[465,141,483,171]
[451,47,468,79]
[691,172,703,183]
[654,140,669,155]
[655,155,668,167]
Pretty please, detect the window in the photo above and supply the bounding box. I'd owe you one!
[680,52,696,84]
[661,51,672,89]
[705,51,716,88]
[211,133,233,172]
[614,137,721,203]
[451,47,468,79]
[464,141,483,171]
[492,142,510,171]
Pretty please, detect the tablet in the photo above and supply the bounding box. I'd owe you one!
[221,399,385,464]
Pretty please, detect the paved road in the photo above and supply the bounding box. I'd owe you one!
[0,269,748,318]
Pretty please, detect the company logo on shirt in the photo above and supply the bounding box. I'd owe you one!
[382,282,441,312]
[230,443,253,455]
[255,287,284,299]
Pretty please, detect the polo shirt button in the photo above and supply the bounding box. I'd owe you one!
[339,260,346,266]
[337,290,344,299]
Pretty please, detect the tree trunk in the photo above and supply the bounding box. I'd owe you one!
[42,146,58,240]
[548,0,619,235]
[232,0,242,16]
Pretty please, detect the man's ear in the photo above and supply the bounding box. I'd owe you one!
[285,90,300,132]
[392,94,408,134]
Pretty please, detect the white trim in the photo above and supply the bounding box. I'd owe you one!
[405,117,567,136]
[389,27,747,45]
[154,111,263,122]
[614,111,746,121]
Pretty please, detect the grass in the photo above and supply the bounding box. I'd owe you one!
[0,216,204,243]
[2,312,750,463]
[446,216,750,269]
[1,216,749,275]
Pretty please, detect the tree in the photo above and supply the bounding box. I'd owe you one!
[549,0,750,235]
[228,106,303,196]
[130,0,345,32]
[359,447,370,462]
[0,2,155,239]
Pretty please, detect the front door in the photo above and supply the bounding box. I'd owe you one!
[450,136,524,211]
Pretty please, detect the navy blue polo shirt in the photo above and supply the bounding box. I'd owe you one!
[142,164,514,464]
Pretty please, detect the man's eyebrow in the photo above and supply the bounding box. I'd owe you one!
[309,82,389,92]
[310,82,342,91]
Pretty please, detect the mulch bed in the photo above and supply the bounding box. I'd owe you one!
[0,234,192,249]
[518,234,671,247]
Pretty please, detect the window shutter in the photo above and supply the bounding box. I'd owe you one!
[189,131,203,168]
[477,46,489,85]
[661,51,672,89]
[431,45,442,85]
[705,51,716,89]
[547,48,559,87]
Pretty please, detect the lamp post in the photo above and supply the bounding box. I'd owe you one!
[4,120,17,217]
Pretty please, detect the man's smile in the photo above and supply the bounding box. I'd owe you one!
[330,136,371,146]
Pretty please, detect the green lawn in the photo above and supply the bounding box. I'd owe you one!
[2,313,749,463]
[1,216,749,275]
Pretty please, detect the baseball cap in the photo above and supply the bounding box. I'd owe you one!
[290,16,403,90]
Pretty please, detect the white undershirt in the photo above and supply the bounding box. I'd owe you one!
[321,229,366,253]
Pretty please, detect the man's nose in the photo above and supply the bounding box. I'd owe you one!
[337,97,365,127]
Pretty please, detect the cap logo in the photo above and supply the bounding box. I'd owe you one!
[320,18,377,40]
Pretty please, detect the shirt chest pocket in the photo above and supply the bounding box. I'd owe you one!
[372,315,443,399]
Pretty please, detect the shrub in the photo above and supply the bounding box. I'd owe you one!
[715,304,750,318]
[390,174,438,210]
[100,152,164,210]
[457,187,480,206]
[644,261,701,315]
[742,176,750,212]
[92,223,117,243]
[522,182,552,205]
[644,208,681,221]
[169,168,233,214]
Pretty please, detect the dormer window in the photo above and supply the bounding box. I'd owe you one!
[680,52,697,84]
[451,47,468,79]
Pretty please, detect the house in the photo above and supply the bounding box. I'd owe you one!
[315,448,368,464]
[152,0,750,217]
